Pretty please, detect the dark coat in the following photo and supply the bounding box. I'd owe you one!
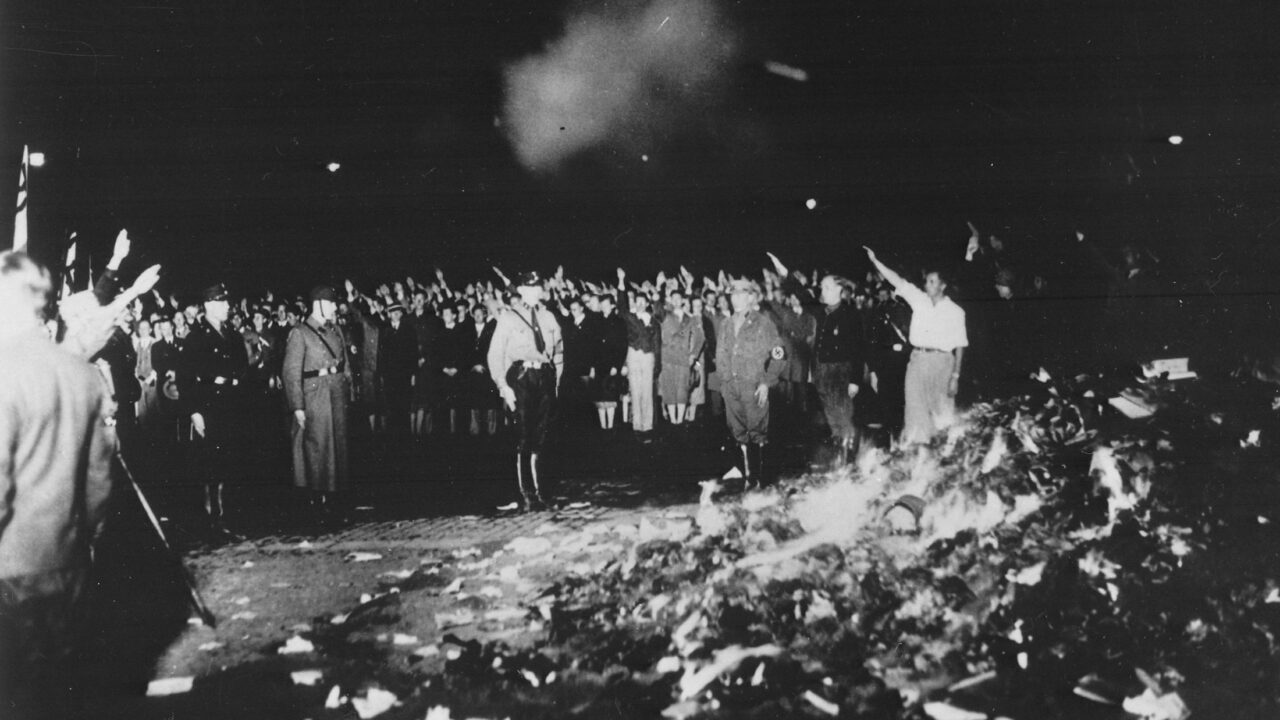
[282,317,351,492]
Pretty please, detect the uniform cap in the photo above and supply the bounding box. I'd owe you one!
[309,285,338,303]
[727,278,761,296]
[201,283,229,302]
[514,271,541,288]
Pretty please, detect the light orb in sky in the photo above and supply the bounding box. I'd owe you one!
[326,162,341,172]
[1168,135,1183,145]
[805,198,817,210]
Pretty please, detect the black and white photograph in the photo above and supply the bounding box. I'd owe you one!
[2,1,1280,718]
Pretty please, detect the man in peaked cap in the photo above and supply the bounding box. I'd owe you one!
[715,277,786,489]
[282,286,352,519]
[487,271,563,511]
[180,281,250,534]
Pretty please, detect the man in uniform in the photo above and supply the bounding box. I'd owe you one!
[487,272,563,511]
[864,247,968,445]
[0,252,114,719]
[181,282,250,532]
[813,275,867,465]
[282,286,351,516]
[715,278,786,488]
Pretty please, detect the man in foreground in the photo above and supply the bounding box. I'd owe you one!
[0,252,115,719]
[488,272,563,511]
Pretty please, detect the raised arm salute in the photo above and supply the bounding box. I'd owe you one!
[863,246,968,445]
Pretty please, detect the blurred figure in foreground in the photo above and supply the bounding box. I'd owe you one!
[0,252,115,720]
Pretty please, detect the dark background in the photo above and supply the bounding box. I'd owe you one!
[3,0,1280,299]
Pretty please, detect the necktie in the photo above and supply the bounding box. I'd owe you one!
[530,308,546,354]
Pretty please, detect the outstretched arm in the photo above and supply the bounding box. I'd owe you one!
[863,246,908,290]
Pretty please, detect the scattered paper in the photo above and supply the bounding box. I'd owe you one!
[414,644,441,658]
[803,690,840,716]
[241,560,255,568]
[922,702,988,720]
[146,677,194,696]
[291,669,323,686]
[197,641,223,651]
[380,569,414,580]
[392,633,420,645]
[497,502,519,511]
[722,466,744,480]
[277,635,315,654]
[1122,689,1190,720]
[233,596,250,605]
[325,685,344,709]
[1009,561,1046,586]
[347,552,384,562]
[424,706,453,720]
[566,501,591,509]
[441,578,464,594]
[230,611,257,621]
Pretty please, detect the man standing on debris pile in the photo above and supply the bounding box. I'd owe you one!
[488,272,563,511]
[864,246,968,445]
[0,252,114,720]
[813,274,867,465]
[715,278,786,488]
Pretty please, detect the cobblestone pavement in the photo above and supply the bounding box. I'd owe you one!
[233,498,697,554]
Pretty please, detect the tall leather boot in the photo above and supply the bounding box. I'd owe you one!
[516,452,535,511]
[740,443,756,490]
[528,453,548,511]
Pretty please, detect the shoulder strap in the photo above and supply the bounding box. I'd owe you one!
[305,322,340,361]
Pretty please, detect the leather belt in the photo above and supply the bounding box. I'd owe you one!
[913,347,951,354]
[302,363,344,379]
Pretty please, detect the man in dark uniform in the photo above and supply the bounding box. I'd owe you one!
[715,278,786,488]
[487,272,563,511]
[181,282,250,532]
[283,286,351,515]
[866,284,911,437]
[813,275,868,465]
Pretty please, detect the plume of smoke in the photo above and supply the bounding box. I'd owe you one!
[502,0,740,171]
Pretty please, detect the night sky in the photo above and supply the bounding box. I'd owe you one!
[4,0,1280,295]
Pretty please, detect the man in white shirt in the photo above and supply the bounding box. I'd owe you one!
[864,246,968,444]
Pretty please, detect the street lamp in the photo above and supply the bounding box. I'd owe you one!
[29,152,45,168]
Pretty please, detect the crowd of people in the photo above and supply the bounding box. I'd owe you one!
[0,218,1190,718]
[50,221,1175,515]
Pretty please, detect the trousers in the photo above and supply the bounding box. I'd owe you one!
[814,361,857,441]
[903,349,957,444]
[625,348,655,432]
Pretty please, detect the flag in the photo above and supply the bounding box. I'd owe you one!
[61,232,78,301]
[13,145,28,252]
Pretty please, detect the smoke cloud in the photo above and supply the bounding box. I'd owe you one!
[502,0,740,171]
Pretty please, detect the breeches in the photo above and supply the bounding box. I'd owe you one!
[508,362,556,453]
[722,378,769,445]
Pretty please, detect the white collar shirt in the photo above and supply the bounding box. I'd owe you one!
[895,283,968,351]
